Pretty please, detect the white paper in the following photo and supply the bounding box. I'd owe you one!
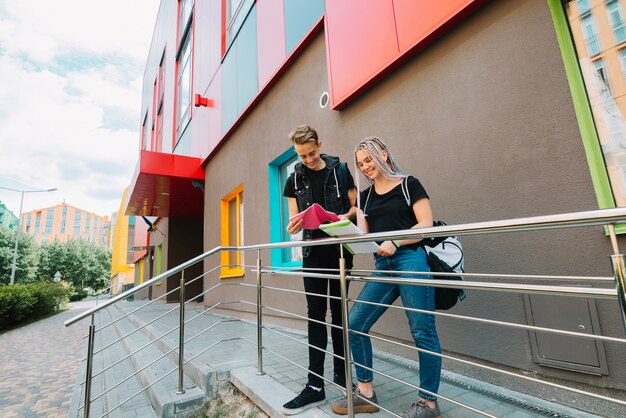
[319,220,380,254]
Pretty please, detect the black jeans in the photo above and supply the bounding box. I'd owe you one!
[303,246,353,388]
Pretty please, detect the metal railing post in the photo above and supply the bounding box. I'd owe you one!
[177,271,186,395]
[256,250,265,375]
[83,314,96,418]
[339,245,354,417]
[610,255,626,334]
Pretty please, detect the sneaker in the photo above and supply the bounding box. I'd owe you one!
[281,385,326,415]
[400,400,441,418]
[331,389,379,415]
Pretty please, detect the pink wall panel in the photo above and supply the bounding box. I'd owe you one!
[393,0,485,53]
[324,0,399,109]
[257,0,286,88]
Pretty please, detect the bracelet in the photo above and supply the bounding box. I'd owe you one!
[391,240,400,248]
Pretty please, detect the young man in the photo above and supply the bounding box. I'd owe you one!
[282,124,357,415]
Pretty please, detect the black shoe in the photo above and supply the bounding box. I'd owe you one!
[281,385,326,415]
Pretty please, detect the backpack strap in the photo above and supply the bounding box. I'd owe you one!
[401,176,411,207]
[336,162,351,209]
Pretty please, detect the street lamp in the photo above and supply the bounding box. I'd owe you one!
[0,185,57,285]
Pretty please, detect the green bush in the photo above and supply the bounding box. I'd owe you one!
[0,282,69,330]
[68,286,88,302]
[25,283,69,315]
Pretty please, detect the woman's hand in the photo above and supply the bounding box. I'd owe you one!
[377,240,397,257]
[286,218,303,234]
[338,213,349,220]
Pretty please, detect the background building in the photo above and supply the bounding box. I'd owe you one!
[0,201,18,230]
[20,202,110,246]
[122,0,626,410]
[110,188,137,294]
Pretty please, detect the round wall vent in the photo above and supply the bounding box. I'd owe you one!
[319,91,329,109]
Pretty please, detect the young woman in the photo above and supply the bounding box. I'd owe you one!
[282,124,358,415]
[331,136,442,418]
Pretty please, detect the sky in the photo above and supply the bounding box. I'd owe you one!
[0,0,160,219]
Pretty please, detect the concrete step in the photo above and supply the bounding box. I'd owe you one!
[110,305,204,417]
[68,308,157,418]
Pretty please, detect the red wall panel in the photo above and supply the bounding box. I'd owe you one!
[393,0,485,54]
[324,0,399,109]
[325,0,486,109]
[257,0,286,88]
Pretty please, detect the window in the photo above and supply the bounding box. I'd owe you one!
[220,184,244,278]
[268,148,302,267]
[155,53,166,152]
[179,0,193,40]
[35,212,41,234]
[175,29,192,143]
[61,206,67,234]
[26,214,31,232]
[45,209,54,234]
[593,58,610,93]
[607,0,626,44]
[141,112,149,151]
[85,213,91,235]
[620,48,626,79]
[175,1,193,146]
[581,14,601,56]
[577,0,591,15]
[74,211,81,235]
[223,0,255,54]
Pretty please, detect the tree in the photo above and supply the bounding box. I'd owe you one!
[0,227,39,285]
[38,239,111,289]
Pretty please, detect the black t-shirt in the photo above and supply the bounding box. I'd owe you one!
[360,176,428,250]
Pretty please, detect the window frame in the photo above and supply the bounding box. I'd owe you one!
[221,0,255,57]
[581,13,601,56]
[155,51,166,152]
[175,24,193,148]
[268,147,303,268]
[45,209,54,234]
[220,184,245,278]
[607,0,626,44]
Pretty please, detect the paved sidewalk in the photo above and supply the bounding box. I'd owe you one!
[0,300,97,418]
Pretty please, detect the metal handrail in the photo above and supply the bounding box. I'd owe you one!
[65,207,626,327]
[71,207,626,418]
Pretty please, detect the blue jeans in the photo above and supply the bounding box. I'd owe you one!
[348,247,441,401]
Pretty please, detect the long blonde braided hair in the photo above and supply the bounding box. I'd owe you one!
[354,136,406,227]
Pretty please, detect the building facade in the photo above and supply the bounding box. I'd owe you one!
[124,0,626,410]
[20,202,110,246]
[0,201,18,230]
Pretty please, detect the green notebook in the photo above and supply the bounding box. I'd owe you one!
[319,220,380,254]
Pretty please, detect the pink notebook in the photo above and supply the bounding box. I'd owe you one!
[289,203,340,230]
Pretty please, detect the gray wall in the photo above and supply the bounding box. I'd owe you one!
[203,0,626,394]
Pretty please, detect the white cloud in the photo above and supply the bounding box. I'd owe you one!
[0,0,159,217]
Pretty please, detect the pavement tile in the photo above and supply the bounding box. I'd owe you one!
[0,301,98,418]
